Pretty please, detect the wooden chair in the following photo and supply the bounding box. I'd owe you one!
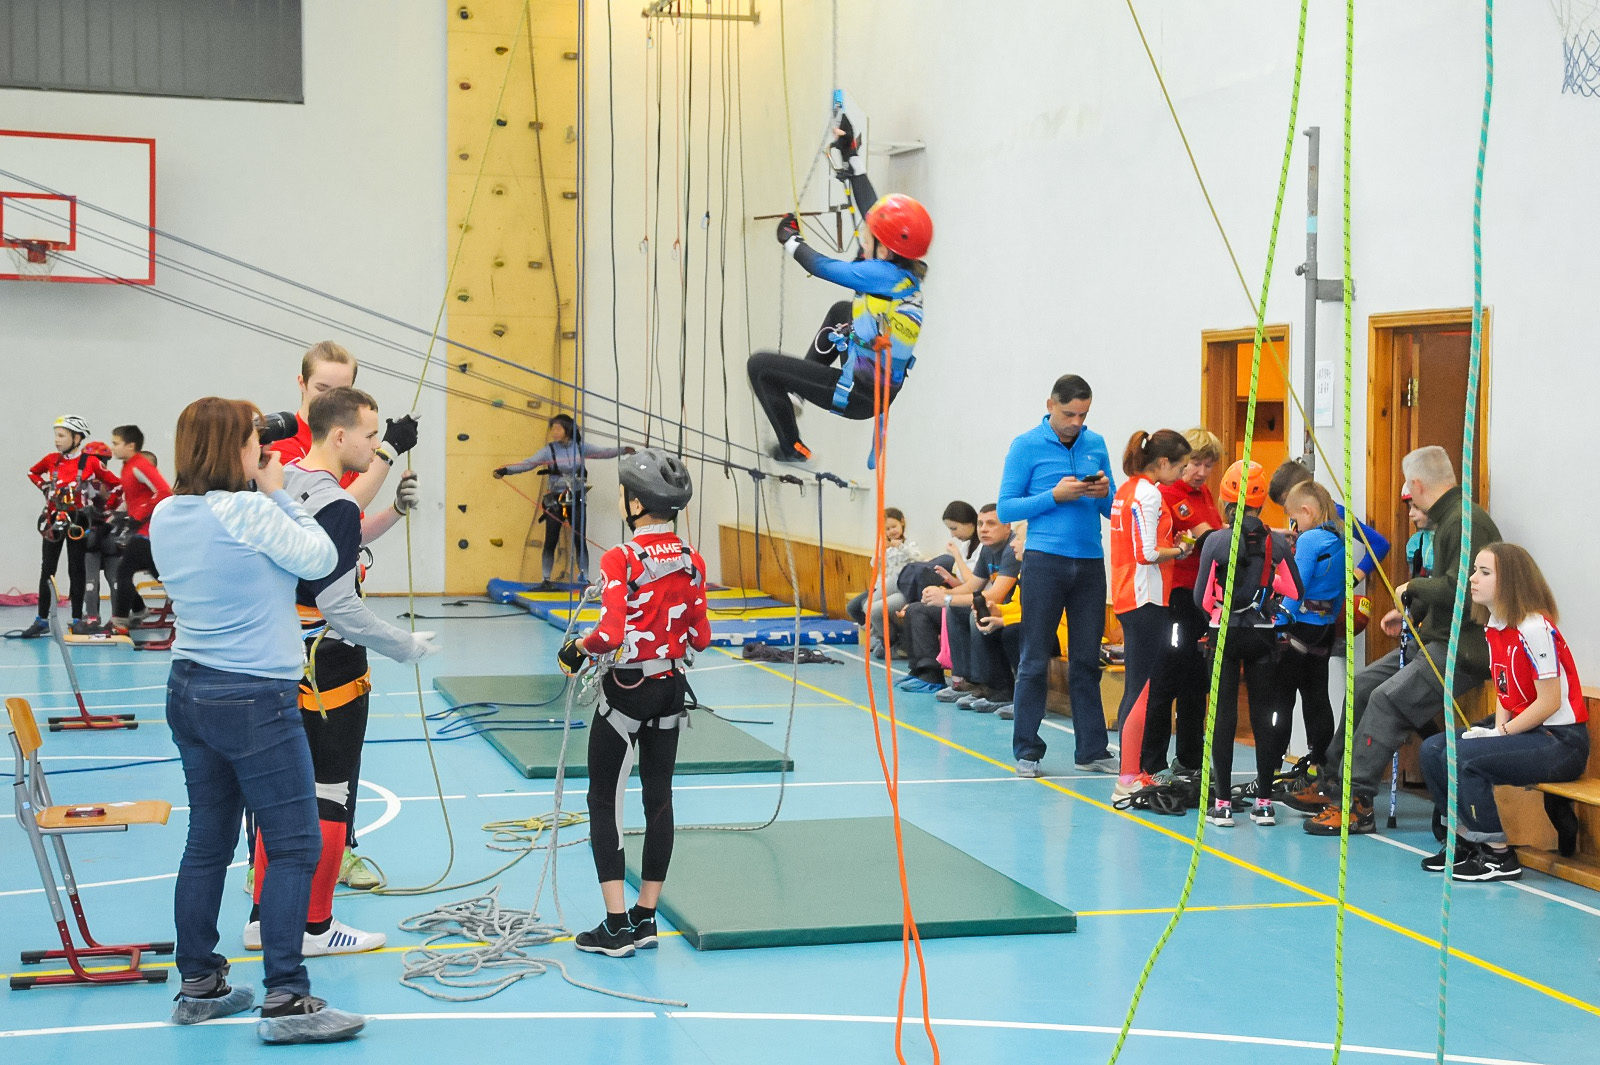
[127,578,176,652]
[6,697,172,990]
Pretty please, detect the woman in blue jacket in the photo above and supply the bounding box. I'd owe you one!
[748,118,933,464]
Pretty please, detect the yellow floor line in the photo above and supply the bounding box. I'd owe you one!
[1077,900,1333,917]
[726,650,1600,1018]
[3,930,686,982]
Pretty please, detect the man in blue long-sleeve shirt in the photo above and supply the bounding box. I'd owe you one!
[996,375,1119,777]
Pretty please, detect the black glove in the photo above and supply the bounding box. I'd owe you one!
[383,413,420,455]
[492,466,509,479]
[776,213,801,245]
[557,638,587,676]
[831,113,859,161]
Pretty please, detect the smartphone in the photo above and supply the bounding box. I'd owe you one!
[973,595,991,622]
[1081,472,1105,483]
[933,565,957,587]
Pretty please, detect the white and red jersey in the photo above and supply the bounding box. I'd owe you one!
[581,525,711,664]
[28,450,122,509]
[120,452,172,535]
[1109,475,1174,613]
[1485,613,1588,726]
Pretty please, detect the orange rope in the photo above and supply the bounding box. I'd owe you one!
[862,344,941,1065]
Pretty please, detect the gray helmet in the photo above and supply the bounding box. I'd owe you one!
[619,448,693,518]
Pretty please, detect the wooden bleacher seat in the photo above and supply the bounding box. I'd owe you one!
[6,697,173,989]
[1502,686,1600,891]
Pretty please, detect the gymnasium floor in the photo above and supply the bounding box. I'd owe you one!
[2,599,1597,1063]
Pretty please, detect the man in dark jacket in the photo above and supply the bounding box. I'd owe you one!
[1289,446,1499,835]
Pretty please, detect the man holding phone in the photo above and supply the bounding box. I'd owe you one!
[898,506,1018,693]
[997,375,1116,778]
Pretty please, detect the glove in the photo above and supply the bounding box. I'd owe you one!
[393,471,420,515]
[409,631,441,659]
[1461,725,1499,740]
[492,466,509,479]
[831,112,859,161]
[775,213,801,246]
[383,413,420,455]
[557,637,588,676]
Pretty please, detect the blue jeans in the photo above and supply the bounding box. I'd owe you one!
[166,658,321,996]
[1013,551,1108,764]
[1420,722,1589,844]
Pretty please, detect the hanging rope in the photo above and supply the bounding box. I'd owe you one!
[1103,4,1309,1063]
[1436,4,1495,1063]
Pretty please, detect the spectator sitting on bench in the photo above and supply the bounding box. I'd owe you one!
[845,507,922,659]
[898,505,1018,695]
[969,521,1030,718]
[1418,543,1590,882]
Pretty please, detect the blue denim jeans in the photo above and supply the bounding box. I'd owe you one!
[166,658,321,996]
[1012,551,1108,764]
[1420,722,1589,844]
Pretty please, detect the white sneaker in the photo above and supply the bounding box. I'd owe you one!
[303,918,385,957]
[1016,759,1042,779]
[242,921,262,951]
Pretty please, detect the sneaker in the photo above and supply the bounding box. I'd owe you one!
[994,703,1015,720]
[770,441,812,464]
[956,693,984,711]
[337,848,384,890]
[1250,799,1277,826]
[257,995,366,1045]
[69,616,106,636]
[1422,839,1473,873]
[629,913,659,950]
[1074,754,1120,774]
[172,983,256,1025]
[575,917,636,958]
[894,677,945,694]
[963,696,996,712]
[1206,801,1235,827]
[936,686,968,704]
[1015,759,1042,779]
[242,920,261,951]
[1111,773,1159,801]
[1303,797,1375,836]
[1283,780,1336,815]
[13,617,50,639]
[1452,845,1522,882]
[303,918,386,956]
[243,864,255,897]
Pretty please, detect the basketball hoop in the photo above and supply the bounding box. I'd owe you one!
[1553,1,1600,95]
[3,240,62,280]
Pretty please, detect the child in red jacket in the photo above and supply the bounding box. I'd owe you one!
[557,449,709,958]
[15,416,121,637]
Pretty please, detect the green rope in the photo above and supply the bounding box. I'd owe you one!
[1437,4,1494,1062]
[1102,4,1309,1061]
[1332,1,1356,1061]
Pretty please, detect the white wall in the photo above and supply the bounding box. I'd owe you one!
[0,1,448,596]
[581,1,1600,673]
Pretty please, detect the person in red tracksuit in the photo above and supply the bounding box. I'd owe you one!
[557,449,709,958]
[110,424,173,628]
[15,415,121,638]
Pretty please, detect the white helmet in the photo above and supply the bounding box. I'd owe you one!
[53,414,90,438]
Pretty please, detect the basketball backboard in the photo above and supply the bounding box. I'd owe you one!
[0,129,156,284]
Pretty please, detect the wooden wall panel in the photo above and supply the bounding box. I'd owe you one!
[718,524,876,618]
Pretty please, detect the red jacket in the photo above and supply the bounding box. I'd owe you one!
[29,451,122,510]
[120,453,172,535]
[1160,480,1222,591]
[582,528,712,664]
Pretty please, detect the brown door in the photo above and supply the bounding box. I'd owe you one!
[1366,311,1492,663]
[1200,326,1292,531]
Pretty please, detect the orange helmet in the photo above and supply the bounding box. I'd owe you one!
[865,194,933,260]
[1220,460,1267,508]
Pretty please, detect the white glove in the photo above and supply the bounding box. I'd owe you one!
[394,471,420,515]
[409,630,441,659]
[1460,725,1498,740]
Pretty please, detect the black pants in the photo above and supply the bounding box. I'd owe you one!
[972,622,1023,700]
[1207,628,1292,799]
[587,670,685,884]
[747,301,898,451]
[540,491,588,580]
[299,639,371,828]
[1141,587,1208,775]
[113,536,157,620]
[1278,622,1336,765]
[1115,604,1174,731]
[39,534,87,619]
[904,602,969,684]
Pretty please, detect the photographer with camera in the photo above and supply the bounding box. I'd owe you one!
[150,397,364,1044]
[244,387,437,957]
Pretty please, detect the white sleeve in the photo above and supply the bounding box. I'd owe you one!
[1517,615,1560,679]
[208,491,338,580]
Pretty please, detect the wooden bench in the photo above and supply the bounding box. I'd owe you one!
[1500,686,1600,890]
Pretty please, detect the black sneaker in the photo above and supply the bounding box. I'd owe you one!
[256,994,366,1045]
[12,617,50,639]
[1452,845,1522,882]
[575,918,636,958]
[629,913,659,950]
[1422,840,1472,873]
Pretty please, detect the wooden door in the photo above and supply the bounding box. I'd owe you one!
[1200,326,1292,530]
[1366,311,1492,662]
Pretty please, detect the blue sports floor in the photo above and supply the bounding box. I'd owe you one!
[3,599,1598,1062]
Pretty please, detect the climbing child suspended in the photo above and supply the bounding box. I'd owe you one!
[746,113,932,466]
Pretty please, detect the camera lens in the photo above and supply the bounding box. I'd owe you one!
[257,411,298,445]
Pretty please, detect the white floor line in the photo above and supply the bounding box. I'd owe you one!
[0,1009,1558,1063]
[1367,833,1600,918]
[475,774,1114,800]
[0,660,169,670]
[6,684,167,697]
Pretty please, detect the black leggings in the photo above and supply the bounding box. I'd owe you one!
[587,670,684,884]
[1141,587,1208,775]
[540,491,588,580]
[39,534,87,619]
[747,301,898,451]
[113,536,157,620]
[1207,629,1293,799]
[1279,622,1336,765]
[300,640,370,828]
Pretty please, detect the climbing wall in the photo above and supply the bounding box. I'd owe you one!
[444,1,581,594]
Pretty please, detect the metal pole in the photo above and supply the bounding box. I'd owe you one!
[815,475,827,616]
[1298,126,1320,473]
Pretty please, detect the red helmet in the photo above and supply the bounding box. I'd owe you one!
[865,194,933,260]
[82,440,112,460]
[1220,460,1267,508]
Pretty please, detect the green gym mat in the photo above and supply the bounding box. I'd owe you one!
[625,816,1077,950]
[431,674,794,780]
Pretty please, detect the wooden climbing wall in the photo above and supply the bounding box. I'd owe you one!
[444,1,581,594]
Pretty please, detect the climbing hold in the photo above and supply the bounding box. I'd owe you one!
[456,433,471,442]
[457,6,470,20]
[457,504,468,513]
[528,260,544,269]
[528,120,544,131]
[490,398,505,408]
[561,190,578,200]
[495,117,507,127]
[563,51,579,61]
[458,152,470,161]
[456,361,471,373]
[489,538,504,548]
[565,126,577,143]
[492,323,507,337]
[459,81,472,90]
[494,45,508,55]
[457,539,469,549]
[561,330,577,340]
[456,290,471,302]
[492,258,505,268]
[491,184,506,196]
